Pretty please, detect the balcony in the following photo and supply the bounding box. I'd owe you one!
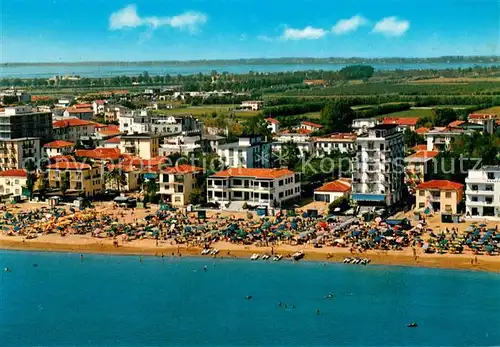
[467,200,494,206]
[466,189,495,196]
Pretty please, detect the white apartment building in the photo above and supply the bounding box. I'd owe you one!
[0,169,28,197]
[352,118,379,135]
[43,140,75,158]
[468,114,496,134]
[158,164,202,207]
[465,166,500,220]
[119,110,182,136]
[352,124,405,207]
[241,100,263,111]
[159,135,201,156]
[273,131,313,157]
[425,127,474,151]
[313,133,357,156]
[217,136,272,168]
[206,168,301,209]
[52,118,95,143]
[92,100,107,114]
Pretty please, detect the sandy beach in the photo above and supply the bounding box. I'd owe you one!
[1,201,499,273]
[1,233,499,272]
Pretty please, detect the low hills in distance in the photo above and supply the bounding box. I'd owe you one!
[2,56,499,67]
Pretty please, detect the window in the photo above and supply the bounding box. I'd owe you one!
[175,197,181,202]
[163,175,169,183]
[261,181,269,188]
[471,185,478,190]
[487,172,495,179]
[261,193,269,200]
[178,185,183,192]
[445,205,452,212]
[14,179,19,184]
[233,179,242,186]
[486,197,493,204]
[445,192,451,199]
[419,203,425,208]
[419,190,425,196]
[471,196,478,202]
[279,192,283,198]
[279,180,283,186]
[485,185,493,191]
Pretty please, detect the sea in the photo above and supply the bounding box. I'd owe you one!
[1,250,499,346]
[1,62,499,79]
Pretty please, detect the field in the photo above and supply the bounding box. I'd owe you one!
[155,105,259,120]
[476,106,500,117]
[379,108,434,118]
[411,77,500,83]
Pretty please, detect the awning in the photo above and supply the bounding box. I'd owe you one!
[352,193,386,202]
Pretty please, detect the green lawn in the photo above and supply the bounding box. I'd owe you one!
[380,108,434,118]
[476,106,500,117]
[155,105,259,120]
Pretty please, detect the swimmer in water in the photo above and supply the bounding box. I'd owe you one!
[246,295,252,300]
[4,268,11,272]
[325,293,334,299]
[316,309,320,314]
[203,265,208,272]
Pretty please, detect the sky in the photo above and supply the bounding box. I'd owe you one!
[1,0,499,62]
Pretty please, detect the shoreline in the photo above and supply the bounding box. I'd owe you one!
[2,236,499,273]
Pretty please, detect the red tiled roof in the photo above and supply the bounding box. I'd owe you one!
[412,144,437,152]
[416,180,464,191]
[46,162,91,170]
[94,100,107,105]
[301,121,323,128]
[0,169,27,177]
[105,136,121,144]
[43,140,74,149]
[314,133,357,141]
[162,164,202,174]
[212,168,295,179]
[282,129,312,135]
[75,148,121,161]
[66,107,93,114]
[407,150,439,160]
[265,118,280,124]
[99,128,122,137]
[382,117,419,126]
[31,95,52,101]
[49,155,74,163]
[468,113,496,120]
[53,118,94,128]
[448,120,465,128]
[315,179,351,193]
[415,127,429,134]
[74,103,92,109]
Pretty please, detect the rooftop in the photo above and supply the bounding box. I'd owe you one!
[105,136,121,144]
[43,140,75,149]
[468,113,496,120]
[46,162,92,170]
[382,117,419,126]
[212,168,295,179]
[75,148,121,161]
[416,180,464,191]
[265,118,280,125]
[405,150,439,162]
[0,169,27,178]
[448,120,465,128]
[162,164,202,174]
[66,107,93,113]
[301,121,323,128]
[315,179,351,193]
[415,127,430,134]
[53,118,94,128]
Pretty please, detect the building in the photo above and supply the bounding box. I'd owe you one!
[404,150,439,192]
[303,79,326,86]
[0,138,41,170]
[264,118,280,134]
[201,134,225,152]
[159,164,203,206]
[300,121,323,132]
[56,98,74,108]
[119,110,182,136]
[43,140,75,158]
[415,180,464,214]
[119,133,160,159]
[159,135,201,156]
[468,114,496,134]
[352,124,405,208]
[313,133,357,156]
[207,168,301,209]
[105,164,140,192]
[103,105,127,123]
[45,162,104,197]
[52,118,96,143]
[63,107,94,120]
[92,100,107,114]
[352,118,379,135]
[0,169,28,197]
[75,148,121,164]
[104,136,121,149]
[424,127,474,151]
[415,127,430,135]
[241,100,263,111]
[0,106,52,140]
[381,117,419,132]
[217,136,272,169]
[314,178,351,203]
[273,130,313,157]
[465,166,500,219]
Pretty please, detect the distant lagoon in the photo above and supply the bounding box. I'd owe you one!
[1,62,499,79]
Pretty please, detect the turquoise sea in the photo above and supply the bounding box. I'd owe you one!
[1,250,499,346]
[1,62,498,79]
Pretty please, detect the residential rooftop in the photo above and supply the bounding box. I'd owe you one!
[211,168,295,179]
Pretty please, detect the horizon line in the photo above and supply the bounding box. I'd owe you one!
[2,55,500,65]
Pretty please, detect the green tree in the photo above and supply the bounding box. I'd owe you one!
[105,169,127,192]
[60,174,70,197]
[404,128,425,149]
[338,65,375,80]
[434,108,457,127]
[189,188,203,205]
[143,179,158,203]
[280,141,301,169]
[242,115,272,138]
[328,196,350,214]
[320,100,355,133]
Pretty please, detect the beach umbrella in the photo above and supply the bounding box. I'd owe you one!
[479,224,487,227]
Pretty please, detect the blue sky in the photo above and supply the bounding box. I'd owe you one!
[1,0,499,62]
